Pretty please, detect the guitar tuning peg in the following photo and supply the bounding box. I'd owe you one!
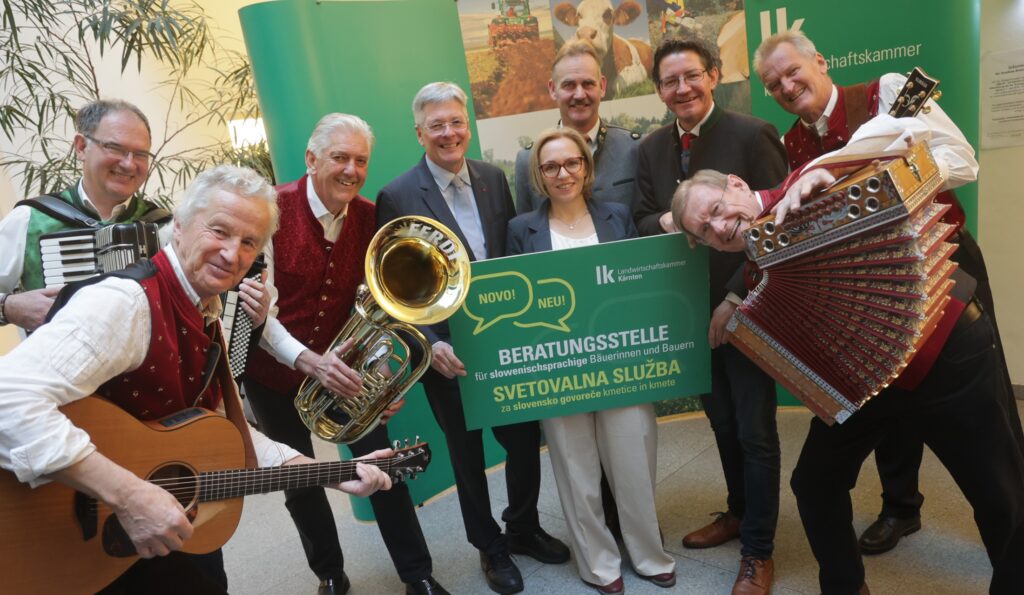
[392,439,400,449]
[931,90,942,101]
[414,434,420,443]
[416,466,424,472]
[922,105,932,114]
[404,437,410,447]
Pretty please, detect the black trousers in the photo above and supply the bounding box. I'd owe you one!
[872,230,1024,519]
[99,550,227,594]
[421,370,543,555]
[243,378,433,583]
[701,343,781,558]
[790,311,1024,595]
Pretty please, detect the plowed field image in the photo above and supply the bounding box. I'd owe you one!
[468,38,557,119]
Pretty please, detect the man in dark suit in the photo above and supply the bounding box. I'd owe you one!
[514,39,641,214]
[375,82,569,595]
[633,38,787,595]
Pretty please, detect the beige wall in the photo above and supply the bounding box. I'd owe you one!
[980,0,1024,383]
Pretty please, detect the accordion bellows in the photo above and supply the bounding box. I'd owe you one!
[727,142,956,424]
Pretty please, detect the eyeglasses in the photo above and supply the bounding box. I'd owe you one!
[84,135,155,165]
[658,69,707,93]
[694,184,729,246]
[539,157,586,178]
[423,119,468,135]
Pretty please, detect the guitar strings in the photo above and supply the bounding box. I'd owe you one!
[83,456,424,508]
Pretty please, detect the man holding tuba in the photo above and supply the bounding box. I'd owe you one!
[244,114,447,595]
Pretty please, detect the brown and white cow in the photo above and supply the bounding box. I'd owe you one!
[554,0,654,94]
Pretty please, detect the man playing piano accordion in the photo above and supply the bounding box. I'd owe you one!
[0,99,271,362]
[672,118,1024,595]
[753,30,1022,556]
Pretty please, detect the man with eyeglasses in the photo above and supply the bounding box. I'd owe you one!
[669,116,1024,592]
[633,38,787,595]
[377,82,570,595]
[753,29,1023,559]
[0,99,168,332]
[513,39,642,214]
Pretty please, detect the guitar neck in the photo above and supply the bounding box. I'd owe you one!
[197,459,387,502]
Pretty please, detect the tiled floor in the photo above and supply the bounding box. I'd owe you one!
[224,404,1016,594]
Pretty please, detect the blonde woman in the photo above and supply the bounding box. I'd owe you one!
[506,128,676,594]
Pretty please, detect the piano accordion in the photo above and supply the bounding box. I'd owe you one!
[727,142,957,425]
[39,222,160,288]
[220,254,267,379]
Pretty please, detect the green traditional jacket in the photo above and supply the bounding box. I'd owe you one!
[21,182,164,290]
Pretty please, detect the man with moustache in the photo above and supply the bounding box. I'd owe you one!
[671,127,1024,593]
[0,165,392,594]
[634,38,787,595]
[514,39,641,214]
[244,114,447,595]
[376,82,569,595]
[753,29,1022,556]
[0,100,189,332]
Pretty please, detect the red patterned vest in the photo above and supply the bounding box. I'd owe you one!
[96,250,224,419]
[245,176,379,394]
[783,80,965,229]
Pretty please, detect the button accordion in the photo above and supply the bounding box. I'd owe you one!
[727,141,956,424]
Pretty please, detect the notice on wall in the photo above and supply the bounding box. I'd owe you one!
[981,48,1024,149]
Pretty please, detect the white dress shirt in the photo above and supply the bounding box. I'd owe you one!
[0,244,300,487]
[257,177,350,368]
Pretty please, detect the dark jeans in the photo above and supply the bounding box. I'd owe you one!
[871,231,1024,520]
[791,311,1024,595]
[421,370,543,555]
[244,378,433,583]
[701,343,780,559]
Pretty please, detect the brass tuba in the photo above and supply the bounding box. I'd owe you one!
[294,216,471,443]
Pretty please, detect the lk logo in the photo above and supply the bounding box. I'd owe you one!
[759,6,804,42]
[596,264,615,285]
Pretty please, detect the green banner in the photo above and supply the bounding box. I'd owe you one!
[744,0,980,234]
[449,234,711,430]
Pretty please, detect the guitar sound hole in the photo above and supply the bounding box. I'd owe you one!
[149,463,199,520]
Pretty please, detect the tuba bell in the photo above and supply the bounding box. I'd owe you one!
[294,216,471,444]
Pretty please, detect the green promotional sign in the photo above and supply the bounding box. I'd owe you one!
[449,235,711,430]
[744,0,980,234]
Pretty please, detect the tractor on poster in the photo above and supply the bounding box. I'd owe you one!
[488,0,540,47]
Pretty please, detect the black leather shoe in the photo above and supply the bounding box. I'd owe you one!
[405,576,450,595]
[858,515,922,554]
[479,550,524,594]
[507,528,571,564]
[317,573,350,595]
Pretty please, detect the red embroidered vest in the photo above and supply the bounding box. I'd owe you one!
[783,80,965,229]
[245,176,379,393]
[97,250,224,420]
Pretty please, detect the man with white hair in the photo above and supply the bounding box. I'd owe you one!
[377,82,570,595]
[245,114,447,595]
[0,165,392,593]
[670,120,1024,594]
[753,29,1022,557]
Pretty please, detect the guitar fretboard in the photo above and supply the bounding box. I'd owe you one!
[197,459,391,501]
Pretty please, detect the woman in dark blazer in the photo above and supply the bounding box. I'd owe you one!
[506,129,676,595]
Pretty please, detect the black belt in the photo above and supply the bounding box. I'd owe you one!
[953,298,983,334]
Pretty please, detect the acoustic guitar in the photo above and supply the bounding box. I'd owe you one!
[0,396,431,594]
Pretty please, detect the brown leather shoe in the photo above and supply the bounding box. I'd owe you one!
[732,556,773,595]
[582,576,624,595]
[682,511,741,548]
